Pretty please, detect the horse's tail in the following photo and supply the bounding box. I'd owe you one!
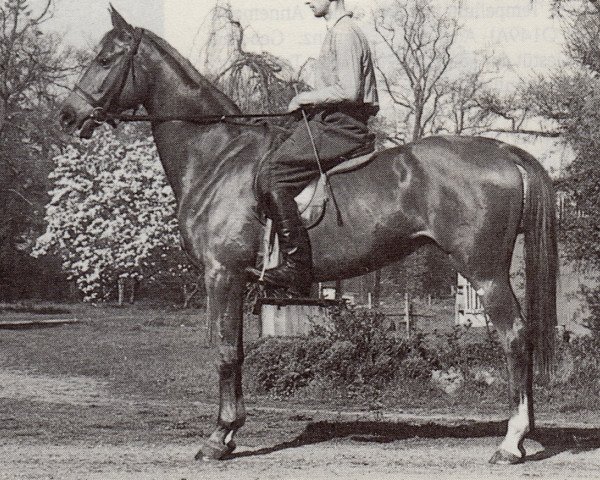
[509,146,558,375]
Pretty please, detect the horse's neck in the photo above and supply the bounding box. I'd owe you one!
[144,57,239,119]
[141,47,245,198]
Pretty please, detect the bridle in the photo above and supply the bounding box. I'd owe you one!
[71,27,290,129]
[73,27,144,127]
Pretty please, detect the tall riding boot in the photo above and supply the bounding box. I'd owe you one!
[247,190,312,295]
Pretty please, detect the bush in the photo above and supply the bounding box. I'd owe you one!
[426,325,505,373]
[314,309,412,388]
[246,308,438,397]
[245,305,600,415]
[245,336,329,397]
[559,334,600,388]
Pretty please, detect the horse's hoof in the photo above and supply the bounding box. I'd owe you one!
[488,448,524,465]
[194,440,236,461]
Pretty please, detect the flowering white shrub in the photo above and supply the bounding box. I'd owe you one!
[34,126,188,301]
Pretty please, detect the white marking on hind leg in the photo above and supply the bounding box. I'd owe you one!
[499,396,530,458]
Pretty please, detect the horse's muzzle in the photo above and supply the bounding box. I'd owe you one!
[59,105,78,133]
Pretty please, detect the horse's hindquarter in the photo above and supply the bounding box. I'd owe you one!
[310,136,525,281]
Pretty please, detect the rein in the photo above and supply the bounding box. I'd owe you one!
[89,109,293,127]
[73,27,292,129]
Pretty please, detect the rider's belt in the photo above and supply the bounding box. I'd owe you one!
[306,102,378,124]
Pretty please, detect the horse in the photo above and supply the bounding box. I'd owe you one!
[59,7,557,465]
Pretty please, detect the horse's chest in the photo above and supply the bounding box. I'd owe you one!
[177,198,257,266]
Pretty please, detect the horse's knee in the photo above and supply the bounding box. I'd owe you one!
[215,345,243,372]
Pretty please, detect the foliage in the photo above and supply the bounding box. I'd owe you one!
[522,2,600,330]
[245,308,505,398]
[0,0,81,297]
[575,284,600,335]
[33,125,194,301]
[562,333,600,385]
[522,9,600,269]
[244,336,330,397]
[312,309,412,388]
[428,325,505,373]
[247,306,600,408]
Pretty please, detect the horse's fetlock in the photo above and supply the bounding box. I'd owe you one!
[218,417,245,431]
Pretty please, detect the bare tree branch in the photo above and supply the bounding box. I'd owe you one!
[486,128,562,137]
[373,0,485,141]
[196,1,300,113]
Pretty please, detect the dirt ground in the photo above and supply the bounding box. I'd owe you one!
[1,306,600,479]
[1,369,599,480]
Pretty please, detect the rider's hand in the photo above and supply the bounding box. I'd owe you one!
[287,96,301,113]
[287,93,310,112]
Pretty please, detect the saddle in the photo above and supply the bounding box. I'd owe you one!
[257,146,377,274]
[294,151,377,229]
[294,145,377,229]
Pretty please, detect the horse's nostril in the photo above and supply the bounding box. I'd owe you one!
[59,107,76,130]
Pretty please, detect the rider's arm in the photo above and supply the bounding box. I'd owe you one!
[291,26,363,107]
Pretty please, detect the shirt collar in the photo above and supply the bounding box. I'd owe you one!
[326,10,353,29]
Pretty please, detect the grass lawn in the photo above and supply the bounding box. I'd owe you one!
[0,301,598,446]
[0,303,222,402]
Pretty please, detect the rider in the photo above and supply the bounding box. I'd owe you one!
[247,0,379,294]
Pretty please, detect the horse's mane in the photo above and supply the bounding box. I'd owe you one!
[138,29,292,133]
[142,29,241,115]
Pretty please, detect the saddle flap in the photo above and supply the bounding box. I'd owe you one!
[293,152,376,228]
[295,177,328,228]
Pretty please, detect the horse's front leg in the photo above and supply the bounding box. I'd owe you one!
[196,264,246,461]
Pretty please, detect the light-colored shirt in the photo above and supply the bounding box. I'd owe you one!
[298,12,379,111]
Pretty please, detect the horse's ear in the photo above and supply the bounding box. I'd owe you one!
[109,4,134,33]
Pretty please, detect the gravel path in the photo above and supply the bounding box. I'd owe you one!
[1,368,599,479]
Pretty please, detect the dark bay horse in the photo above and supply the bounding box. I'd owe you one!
[59,8,557,465]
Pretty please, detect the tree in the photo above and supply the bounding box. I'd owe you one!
[34,125,197,303]
[437,53,502,135]
[373,0,505,142]
[0,0,80,299]
[524,1,600,332]
[549,0,600,15]
[373,0,459,142]
[198,1,298,113]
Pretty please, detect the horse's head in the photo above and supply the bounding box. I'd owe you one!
[59,6,149,138]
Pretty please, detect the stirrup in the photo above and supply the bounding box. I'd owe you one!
[245,267,311,297]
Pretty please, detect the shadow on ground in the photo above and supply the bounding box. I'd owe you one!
[230,420,600,463]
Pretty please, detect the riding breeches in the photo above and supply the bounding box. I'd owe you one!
[256,109,375,199]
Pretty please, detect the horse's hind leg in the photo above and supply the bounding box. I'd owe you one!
[196,264,246,461]
[471,272,532,464]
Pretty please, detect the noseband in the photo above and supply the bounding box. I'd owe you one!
[73,28,144,125]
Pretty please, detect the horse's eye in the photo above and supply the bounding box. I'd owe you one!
[98,57,111,68]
